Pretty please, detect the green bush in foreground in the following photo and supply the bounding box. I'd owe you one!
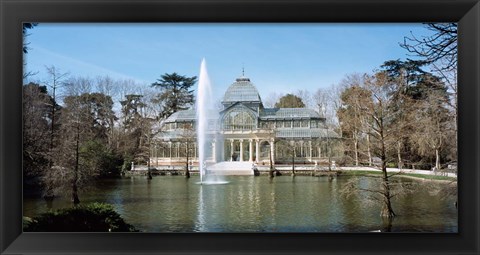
[23,203,138,232]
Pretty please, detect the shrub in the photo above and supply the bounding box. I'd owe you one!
[24,203,138,232]
[386,162,396,168]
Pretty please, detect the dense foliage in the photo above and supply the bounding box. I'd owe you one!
[23,203,138,232]
[274,93,305,108]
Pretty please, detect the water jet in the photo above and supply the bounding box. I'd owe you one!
[196,58,229,185]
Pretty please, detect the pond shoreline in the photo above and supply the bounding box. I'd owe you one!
[125,168,457,182]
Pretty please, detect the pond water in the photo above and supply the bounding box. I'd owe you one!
[23,175,457,232]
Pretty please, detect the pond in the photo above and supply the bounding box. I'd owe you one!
[23,175,457,232]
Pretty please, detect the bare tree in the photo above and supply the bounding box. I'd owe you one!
[361,72,399,218]
[178,124,196,178]
[23,83,52,181]
[401,23,457,72]
[264,92,283,108]
[295,89,314,109]
[313,88,328,116]
[43,66,69,199]
[411,90,450,171]
[401,23,458,154]
[337,75,370,166]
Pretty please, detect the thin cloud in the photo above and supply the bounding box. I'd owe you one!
[29,45,149,84]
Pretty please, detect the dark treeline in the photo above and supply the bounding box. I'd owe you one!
[23,70,196,204]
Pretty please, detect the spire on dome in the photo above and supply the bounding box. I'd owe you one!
[236,64,250,82]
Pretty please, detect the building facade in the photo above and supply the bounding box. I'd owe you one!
[151,75,340,166]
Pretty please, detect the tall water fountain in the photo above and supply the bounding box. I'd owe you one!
[196,59,228,185]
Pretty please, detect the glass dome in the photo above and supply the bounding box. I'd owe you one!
[222,76,262,103]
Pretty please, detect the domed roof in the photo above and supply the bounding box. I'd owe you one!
[223,76,261,103]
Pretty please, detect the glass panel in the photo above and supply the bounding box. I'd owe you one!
[223,109,255,131]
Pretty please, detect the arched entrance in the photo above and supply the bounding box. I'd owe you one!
[259,140,271,162]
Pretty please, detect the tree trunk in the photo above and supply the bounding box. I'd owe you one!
[292,147,296,177]
[72,181,80,205]
[397,141,403,170]
[147,165,152,179]
[367,134,372,166]
[147,158,152,179]
[72,124,80,205]
[380,151,395,218]
[185,142,190,178]
[435,148,441,171]
[269,149,274,178]
[353,133,359,166]
[44,84,57,201]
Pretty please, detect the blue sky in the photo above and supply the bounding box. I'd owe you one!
[25,23,431,101]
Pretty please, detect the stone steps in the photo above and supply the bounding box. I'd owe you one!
[207,161,254,176]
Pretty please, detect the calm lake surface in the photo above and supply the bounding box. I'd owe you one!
[23,175,457,232]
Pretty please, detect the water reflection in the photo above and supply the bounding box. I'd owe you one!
[23,176,457,233]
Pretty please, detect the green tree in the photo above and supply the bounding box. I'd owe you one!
[77,93,117,141]
[22,23,38,79]
[151,73,197,119]
[381,59,447,101]
[119,95,146,165]
[274,93,305,108]
[22,23,38,54]
[120,94,145,132]
[80,140,123,177]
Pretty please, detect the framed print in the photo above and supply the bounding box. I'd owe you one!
[1,0,479,254]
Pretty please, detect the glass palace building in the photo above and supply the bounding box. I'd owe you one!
[151,75,340,166]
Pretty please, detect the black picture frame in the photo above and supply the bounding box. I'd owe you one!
[1,0,479,254]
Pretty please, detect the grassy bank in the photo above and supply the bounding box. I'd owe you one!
[338,169,456,181]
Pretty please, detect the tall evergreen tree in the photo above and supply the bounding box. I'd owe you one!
[151,73,197,119]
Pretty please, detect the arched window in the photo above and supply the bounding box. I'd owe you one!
[223,109,255,131]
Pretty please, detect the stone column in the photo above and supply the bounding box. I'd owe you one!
[230,139,234,161]
[155,144,158,166]
[176,142,180,158]
[270,138,275,164]
[255,139,260,163]
[249,139,253,162]
[239,139,244,162]
[169,141,172,159]
[300,141,304,157]
[212,140,216,163]
[309,141,313,160]
[194,142,197,158]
